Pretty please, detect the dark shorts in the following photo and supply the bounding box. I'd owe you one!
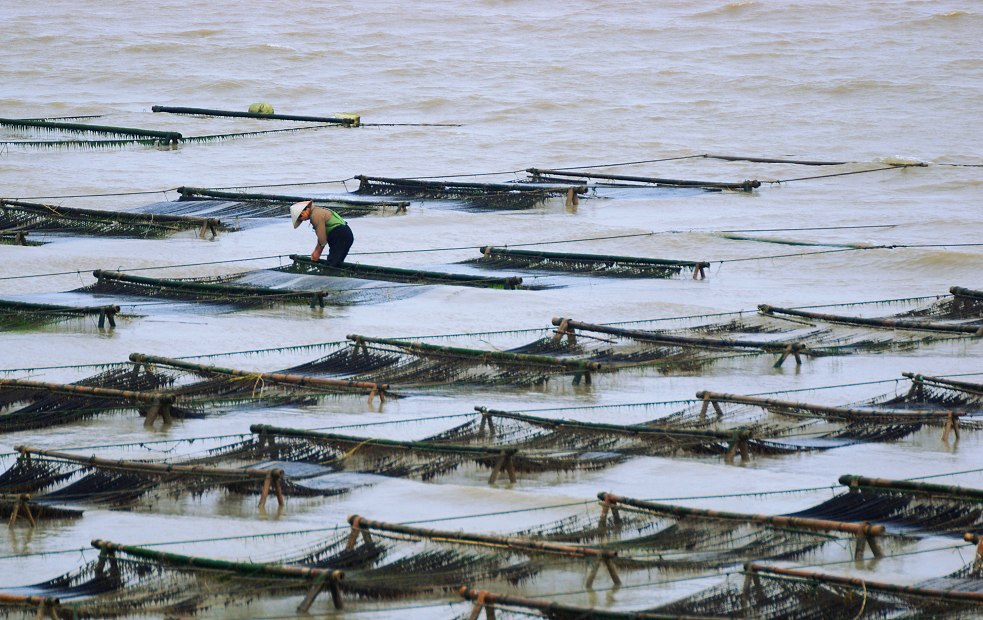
[324,224,354,267]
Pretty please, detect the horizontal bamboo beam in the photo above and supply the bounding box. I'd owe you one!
[346,334,602,372]
[0,117,182,141]
[597,492,885,536]
[250,424,515,457]
[526,168,760,191]
[152,105,357,126]
[758,304,983,336]
[694,390,958,420]
[838,475,983,501]
[0,299,120,316]
[476,407,750,441]
[950,286,983,301]
[347,514,614,558]
[92,270,326,302]
[552,317,803,352]
[357,175,585,193]
[0,377,173,404]
[91,538,343,581]
[14,445,280,481]
[703,154,851,166]
[128,353,390,398]
[176,186,407,209]
[0,592,60,607]
[483,247,706,268]
[746,563,983,603]
[459,587,724,620]
[291,255,522,289]
[903,372,983,395]
[1,199,222,227]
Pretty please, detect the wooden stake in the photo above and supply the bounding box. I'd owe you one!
[942,411,960,441]
[692,261,708,280]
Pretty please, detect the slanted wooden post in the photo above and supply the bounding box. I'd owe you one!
[699,392,725,421]
[297,569,345,612]
[597,492,622,537]
[7,494,36,528]
[257,470,285,509]
[476,407,496,437]
[565,188,579,208]
[725,430,750,464]
[692,261,708,280]
[741,563,764,612]
[942,411,961,441]
[143,397,174,428]
[854,522,884,560]
[584,550,622,589]
[773,343,804,368]
[487,450,517,484]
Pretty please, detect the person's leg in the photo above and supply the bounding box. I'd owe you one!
[324,225,354,266]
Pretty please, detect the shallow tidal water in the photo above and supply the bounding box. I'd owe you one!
[1,1,982,618]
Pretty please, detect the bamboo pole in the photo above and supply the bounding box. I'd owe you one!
[758,304,983,336]
[1,199,223,229]
[599,493,884,559]
[128,353,390,403]
[476,407,751,442]
[526,167,760,191]
[15,445,283,504]
[459,587,725,620]
[0,377,174,404]
[349,515,621,588]
[551,317,806,359]
[746,563,983,603]
[152,105,357,126]
[0,298,121,317]
[0,593,61,619]
[838,475,983,501]
[482,247,703,268]
[950,286,983,301]
[902,372,983,396]
[92,270,327,304]
[694,390,960,421]
[291,255,523,289]
[346,335,602,372]
[176,186,407,209]
[357,175,585,194]
[91,539,344,610]
[0,118,182,142]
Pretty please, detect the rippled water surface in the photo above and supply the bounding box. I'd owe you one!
[1,1,982,618]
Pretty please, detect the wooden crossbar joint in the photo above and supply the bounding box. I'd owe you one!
[854,522,884,560]
[477,408,496,437]
[97,306,117,329]
[773,343,805,368]
[367,384,387,405]
[552,318,575,344]
[698,394,725,420]
[466,589,490,620]
[345,515,374,550]
[353,336,368,354]
[298,570,344,612]
[692,261,708,280]
[310,292,326,309]
[94,548,120,581]
[942,411,961,442]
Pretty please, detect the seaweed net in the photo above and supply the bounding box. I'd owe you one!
[0,199,227,238]
[789,485,983,537]
[353,175,581,210]
[464,247,706,279]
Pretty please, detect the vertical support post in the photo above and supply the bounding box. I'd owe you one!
[942,412,960,441]
[741,564,763,612]
[692,261,708,280]
[259,471,273,508]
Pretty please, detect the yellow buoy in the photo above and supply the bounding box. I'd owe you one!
[248,103,275,114]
